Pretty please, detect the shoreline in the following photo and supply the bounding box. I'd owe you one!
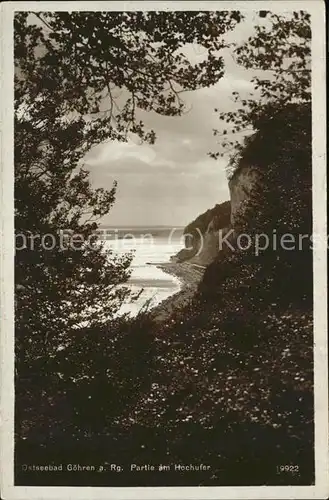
[148,261,205,323]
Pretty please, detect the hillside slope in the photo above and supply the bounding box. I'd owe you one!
[173,200,231,265]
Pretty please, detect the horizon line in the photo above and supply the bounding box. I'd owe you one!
[98,225,185,228]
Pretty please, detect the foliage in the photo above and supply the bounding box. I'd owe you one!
[15,10,243,348]
[14,9,243,451]
[109,102,314,485]
[16,11,243,143]
[210,10,311,164]
[176,201,231,262]
[16,103,314,487]
[16,313,156,444]
[206,102,313,307]
[15,12,314,487]
[233,102,312,231]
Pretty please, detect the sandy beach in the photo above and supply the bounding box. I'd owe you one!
[149,261,205,323]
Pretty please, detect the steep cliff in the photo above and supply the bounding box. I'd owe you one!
[228,166,260,227]
[173,201,231,265]
[174,103,311,274]
[172,166,261,267]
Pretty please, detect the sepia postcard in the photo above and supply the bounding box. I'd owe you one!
[1,1,328,499]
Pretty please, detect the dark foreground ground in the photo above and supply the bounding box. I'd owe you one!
[15,259,314,487]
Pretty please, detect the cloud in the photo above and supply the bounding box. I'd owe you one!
[85,17,259,226]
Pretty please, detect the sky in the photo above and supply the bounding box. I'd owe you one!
[84,13,264,227]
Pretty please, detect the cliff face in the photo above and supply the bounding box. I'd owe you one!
[172,166,261,266]
[172,165,262,266]
[228,166,260,227]
[173,201,231,266]
[171,142,272,266]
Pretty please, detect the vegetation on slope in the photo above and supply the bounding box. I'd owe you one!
[175,201,231,262]
[14,10,314,488]
[16,103,313,487]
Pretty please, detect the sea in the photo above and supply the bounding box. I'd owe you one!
[102,227,185,316]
